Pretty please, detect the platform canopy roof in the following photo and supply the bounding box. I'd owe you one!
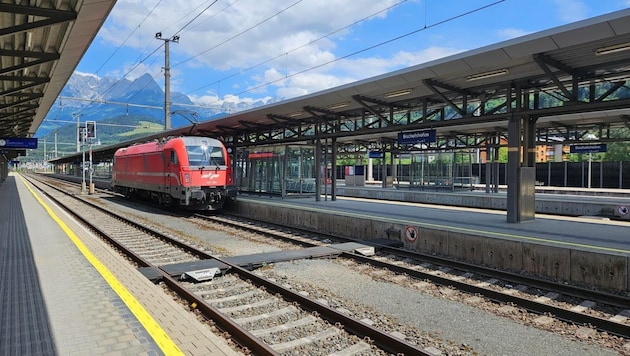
[194,8,630,145]
[0,0,116,158]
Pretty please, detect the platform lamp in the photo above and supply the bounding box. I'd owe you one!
[86,121,96,194]
[80,126,87,194]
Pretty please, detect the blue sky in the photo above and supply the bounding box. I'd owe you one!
[74,0,630,110]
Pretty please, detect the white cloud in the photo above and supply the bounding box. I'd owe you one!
[105,0,401,71]
[188,93,222,108]
[225,45,463,102]
[95,0,418,104]
[189,92,273,108]
[331,46,462,81]
[74,71,101,80]
[185,46,460,107]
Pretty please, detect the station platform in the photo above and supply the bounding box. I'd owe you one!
[0,173,239,356]
[238,191,630,252]
[335,182,630,220]
[233,190,630,292]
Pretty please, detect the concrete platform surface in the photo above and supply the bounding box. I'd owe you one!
[1,173,240,356]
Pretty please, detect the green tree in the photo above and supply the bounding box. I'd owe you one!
[604,128,630,161]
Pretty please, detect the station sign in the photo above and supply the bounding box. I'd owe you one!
[569,144,607,154]
[368,151,384,158]
[0,137,37,149]
[397,129,436,145]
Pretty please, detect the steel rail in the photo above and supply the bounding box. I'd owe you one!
[22,175,278,355]
[27,174,433,355]
[213,212,630,338]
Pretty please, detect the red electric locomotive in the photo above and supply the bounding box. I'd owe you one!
[111,136,236,210]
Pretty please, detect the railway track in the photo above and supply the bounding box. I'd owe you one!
[24,173,435,355]
[190,212,630,344]
[30,173,630,352]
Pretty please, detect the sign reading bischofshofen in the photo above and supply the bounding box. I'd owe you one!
[397,130,436,145]
[569,144,607,154]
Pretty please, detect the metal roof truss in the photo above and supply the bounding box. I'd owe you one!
[222,53,630,151]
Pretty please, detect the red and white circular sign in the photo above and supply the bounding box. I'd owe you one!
[405,225,419,242]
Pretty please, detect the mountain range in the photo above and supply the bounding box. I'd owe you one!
[36,72,273,147]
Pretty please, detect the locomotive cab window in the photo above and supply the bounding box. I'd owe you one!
[187,144,225,167]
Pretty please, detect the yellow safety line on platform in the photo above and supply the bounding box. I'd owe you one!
[246,198,630,255]
[19,174,184,356]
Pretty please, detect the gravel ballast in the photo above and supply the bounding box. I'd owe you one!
[103,201,624,355]
[268,259,619,356]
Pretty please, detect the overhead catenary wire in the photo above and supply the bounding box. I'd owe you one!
[64,1,506,123]
[121,0,236,105]
[184,0,506,108]
[94,0,163,76]
[174,0,304,69]
[184,0,410,96]
[172,0,218,38]
[69,44,165,118]
[69,0,220,118]
[91,1,407,114]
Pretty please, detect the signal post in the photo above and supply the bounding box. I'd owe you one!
[78,121,96,194]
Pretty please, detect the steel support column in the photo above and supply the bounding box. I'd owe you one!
[506,114,536,223]
[390,144,396,188]
[485,147,492,193]
[381,143,388,188]
[493,137,500,193]
[282,144,289,198]
[524,117,538,167]
[315,138,322,202]
[331,138,337,201]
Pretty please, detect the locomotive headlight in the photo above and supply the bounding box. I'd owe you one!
[184,173,190,183]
